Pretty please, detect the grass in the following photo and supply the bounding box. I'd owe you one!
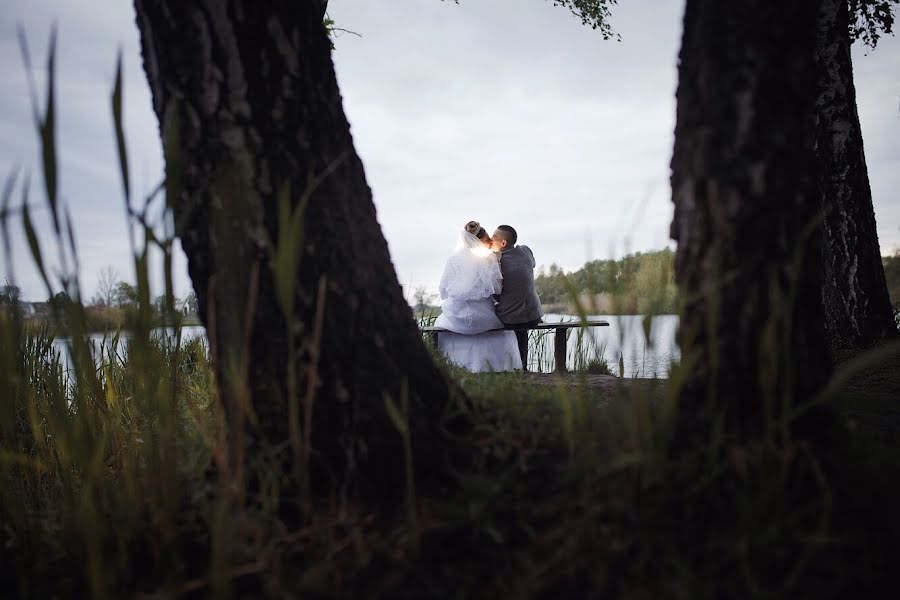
[3,32,900,600]
[0,314,645,596]
[5,310,900,597]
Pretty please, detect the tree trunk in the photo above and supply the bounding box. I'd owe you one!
[816,0,897,361]
[670,0,831,444]
[133,0,463,504]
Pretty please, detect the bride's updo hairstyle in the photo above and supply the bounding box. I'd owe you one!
[465,220,489,241]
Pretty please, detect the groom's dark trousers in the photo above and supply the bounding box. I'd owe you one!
[509,318,542,371]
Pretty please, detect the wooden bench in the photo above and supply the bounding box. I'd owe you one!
[421,320,610,373]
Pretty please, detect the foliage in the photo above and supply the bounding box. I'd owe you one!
[323,14,361,50]
[536,248,677,314]
[848,0,899,47]
[547,0,620,38]
[579,354,612,375]
[1,35,208,596]
[444,0,619,39]
[50,290,71,309]
[5,278,900,598]
[0,317,214,597]
[114,281,138,307]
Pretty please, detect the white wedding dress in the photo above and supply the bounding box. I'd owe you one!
[433,230,522,372]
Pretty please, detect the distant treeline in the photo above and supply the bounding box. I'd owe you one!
[0,285,202,334]
[535,249,678,315]
[537,249,900,317]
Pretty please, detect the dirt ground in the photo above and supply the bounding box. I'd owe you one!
[835,357,900,443]
[522,371,668,399]
[524,356,900,440]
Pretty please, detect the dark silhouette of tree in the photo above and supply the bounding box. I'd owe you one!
[670,0,832,443]
[133,0,463,504]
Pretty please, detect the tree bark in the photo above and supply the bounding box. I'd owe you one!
[670,0,831,444]
[816,0,897,360]
[133,0,463,504]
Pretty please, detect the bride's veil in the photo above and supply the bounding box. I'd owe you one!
[438,229,503,301]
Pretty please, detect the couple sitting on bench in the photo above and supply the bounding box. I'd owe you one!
[433,221,543,372]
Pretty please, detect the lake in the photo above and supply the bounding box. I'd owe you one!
[536,314,680,378]
[51,315,680,379]
[51,326,208,373]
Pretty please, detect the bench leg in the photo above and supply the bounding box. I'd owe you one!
[554,327,568,373]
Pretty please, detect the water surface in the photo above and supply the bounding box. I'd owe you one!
[52,316,680,379]
[537,314,679,378]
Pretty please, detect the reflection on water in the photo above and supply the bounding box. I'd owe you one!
[536,314,680,378]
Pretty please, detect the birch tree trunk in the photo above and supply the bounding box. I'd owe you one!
[816,0,897,360]
[133,0,463,504]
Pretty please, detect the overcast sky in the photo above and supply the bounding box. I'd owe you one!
[2,0,898,302]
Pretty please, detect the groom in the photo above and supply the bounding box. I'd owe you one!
[492,225,544,370]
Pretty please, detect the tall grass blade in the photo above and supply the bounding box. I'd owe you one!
[21,179,52,299]
[111,50,130,204]
[0,167,20,276]
[39,26,60,235]
[64,205,79,272]
[16,25,41,127]
[162,99,182,212]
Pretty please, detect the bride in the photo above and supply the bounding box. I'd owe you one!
[433,221,522,372]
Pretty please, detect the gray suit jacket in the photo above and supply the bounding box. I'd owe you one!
[496,245,544,325]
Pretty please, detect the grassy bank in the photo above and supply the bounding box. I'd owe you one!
[3,310,900,597]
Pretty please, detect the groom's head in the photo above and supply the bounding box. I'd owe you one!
[492,225,517,251]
